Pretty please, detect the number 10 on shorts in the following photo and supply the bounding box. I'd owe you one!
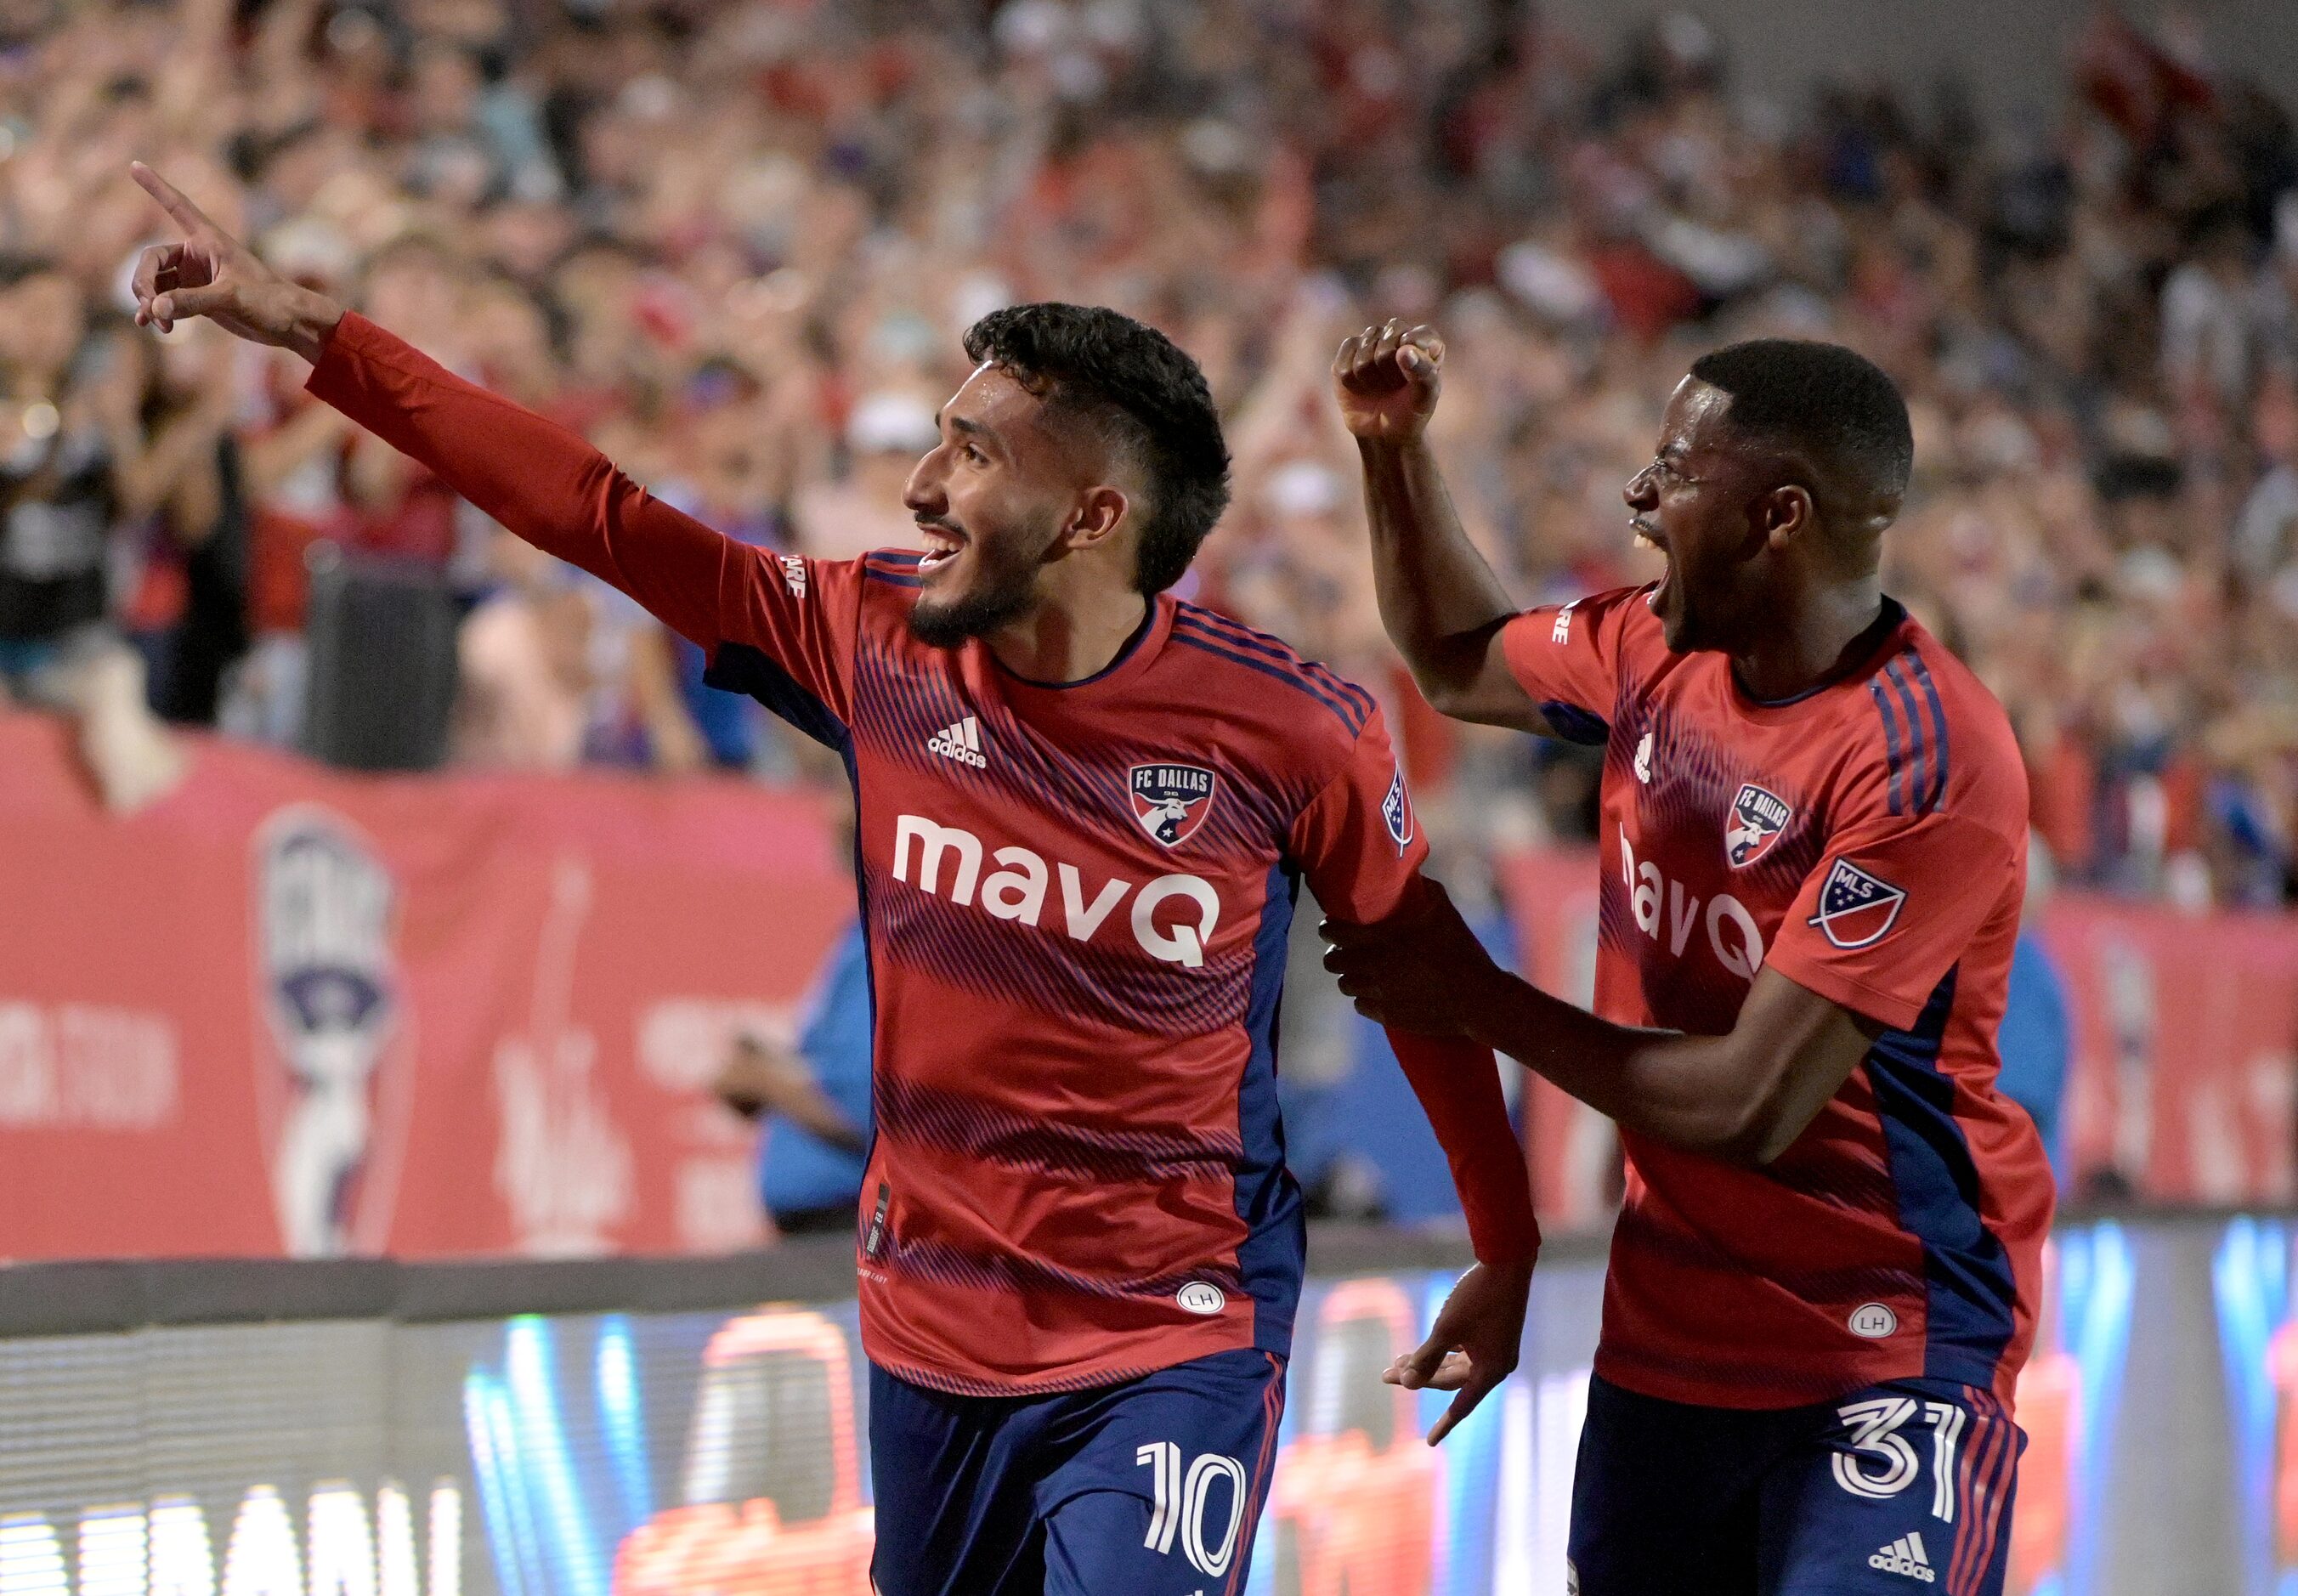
[1832,1397,1969,1521]
[1136,1440,1249,1578]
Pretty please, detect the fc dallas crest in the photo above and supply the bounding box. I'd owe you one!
[1724,784,1792,868]
[1808,857,1907,948]
[1129,762,1218,846]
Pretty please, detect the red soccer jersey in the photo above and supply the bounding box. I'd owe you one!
[308,314,1534,1395]
[1501,585,2055,1409]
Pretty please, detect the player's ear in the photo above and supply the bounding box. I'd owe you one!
[1063,484,1131,552]
[1757,484,1814,552]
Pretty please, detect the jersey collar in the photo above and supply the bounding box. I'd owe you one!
[1729,597,1911,715]
[988,591,1174,697]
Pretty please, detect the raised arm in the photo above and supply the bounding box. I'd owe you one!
[126,161,732,648]
[1333,321,1552,734]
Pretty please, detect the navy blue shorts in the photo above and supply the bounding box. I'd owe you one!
[869,1348,1287,1596]
[1570,1372,2022,1596]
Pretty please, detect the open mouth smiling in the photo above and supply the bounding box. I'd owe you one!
[917,522,965,574]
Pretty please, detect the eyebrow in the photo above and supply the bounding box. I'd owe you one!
[937,410,1003,454]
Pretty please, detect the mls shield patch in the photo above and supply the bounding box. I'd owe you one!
[1130,762,1218,847]
[1724,784,1792,869]
[1808,857,1907,949]
[1383,767,1415,856]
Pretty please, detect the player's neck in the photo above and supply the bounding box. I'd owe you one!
[1728,578,1887,704]
[986,587,1152,684]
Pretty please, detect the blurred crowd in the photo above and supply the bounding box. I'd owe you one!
[3,0,2295,908]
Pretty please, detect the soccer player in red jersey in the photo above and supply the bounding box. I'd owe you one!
[1327,321,2055,1594]
[130,167,1541,1594]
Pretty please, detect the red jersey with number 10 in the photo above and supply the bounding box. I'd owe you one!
[1503,586,2054,1410]
[307,313,1535,1399]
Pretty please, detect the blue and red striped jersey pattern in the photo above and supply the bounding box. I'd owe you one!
[1503,586,2056,1410]
[308,314,1533,1395]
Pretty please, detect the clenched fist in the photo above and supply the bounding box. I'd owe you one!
[1333,318,1445,444]
[129,162,342,363]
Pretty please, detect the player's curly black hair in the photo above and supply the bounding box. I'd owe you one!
[962,303,1231,596]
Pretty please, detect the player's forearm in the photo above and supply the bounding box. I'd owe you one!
[1356,437,1517,710]
[279,289,347,365]
[305,314,727,646]
[1387,1030,1541,1262]
[1457,975,1806,1165]
[773,1081,867,1152]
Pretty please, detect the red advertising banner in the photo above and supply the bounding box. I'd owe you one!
[0,713,852,1260]
[1500,846,2298,1216]
[2049,900,2298,1204]
[6,706,2295,1263]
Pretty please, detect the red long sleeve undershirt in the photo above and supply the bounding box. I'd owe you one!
[1389,1034,1540,1265]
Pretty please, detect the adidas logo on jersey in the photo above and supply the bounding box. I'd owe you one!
[1869,1532,1935,1582]
[928,716,987,768]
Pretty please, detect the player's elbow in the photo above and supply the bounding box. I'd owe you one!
[1401,647,1482,719]
[1689,1063,1817,1168]
[1411,648,1520,728]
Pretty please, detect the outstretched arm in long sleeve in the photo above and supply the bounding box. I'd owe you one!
[128,161,858,717]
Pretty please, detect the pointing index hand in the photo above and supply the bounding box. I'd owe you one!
[130,161,224,239]
[127,162,345,363]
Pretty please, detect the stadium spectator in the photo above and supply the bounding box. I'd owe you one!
[707,761,869,1237]
[0,0,2290,908]
[713,918,874,1239]
[1998,835,2075,1185]
[0,263,189,810]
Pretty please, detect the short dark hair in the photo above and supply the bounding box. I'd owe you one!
[1689,339,1914,501]
[962,303,1231,595]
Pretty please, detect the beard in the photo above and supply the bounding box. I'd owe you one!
[906,520,1047,648]
[907,579,1037,648]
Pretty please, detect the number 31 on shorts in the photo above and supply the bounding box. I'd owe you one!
[1831,1396,1968,1521]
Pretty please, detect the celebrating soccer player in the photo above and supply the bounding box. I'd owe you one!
[131,165,1542,1595]
[1329,320,2054,1594]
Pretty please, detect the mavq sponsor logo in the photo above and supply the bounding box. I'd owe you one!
[891,813,1222,967]
[1619,826,1765,982]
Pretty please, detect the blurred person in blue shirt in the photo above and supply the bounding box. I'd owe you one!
[715,920,874,1236]
[711,782,873,1236]
[1996,833,2073,1186]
